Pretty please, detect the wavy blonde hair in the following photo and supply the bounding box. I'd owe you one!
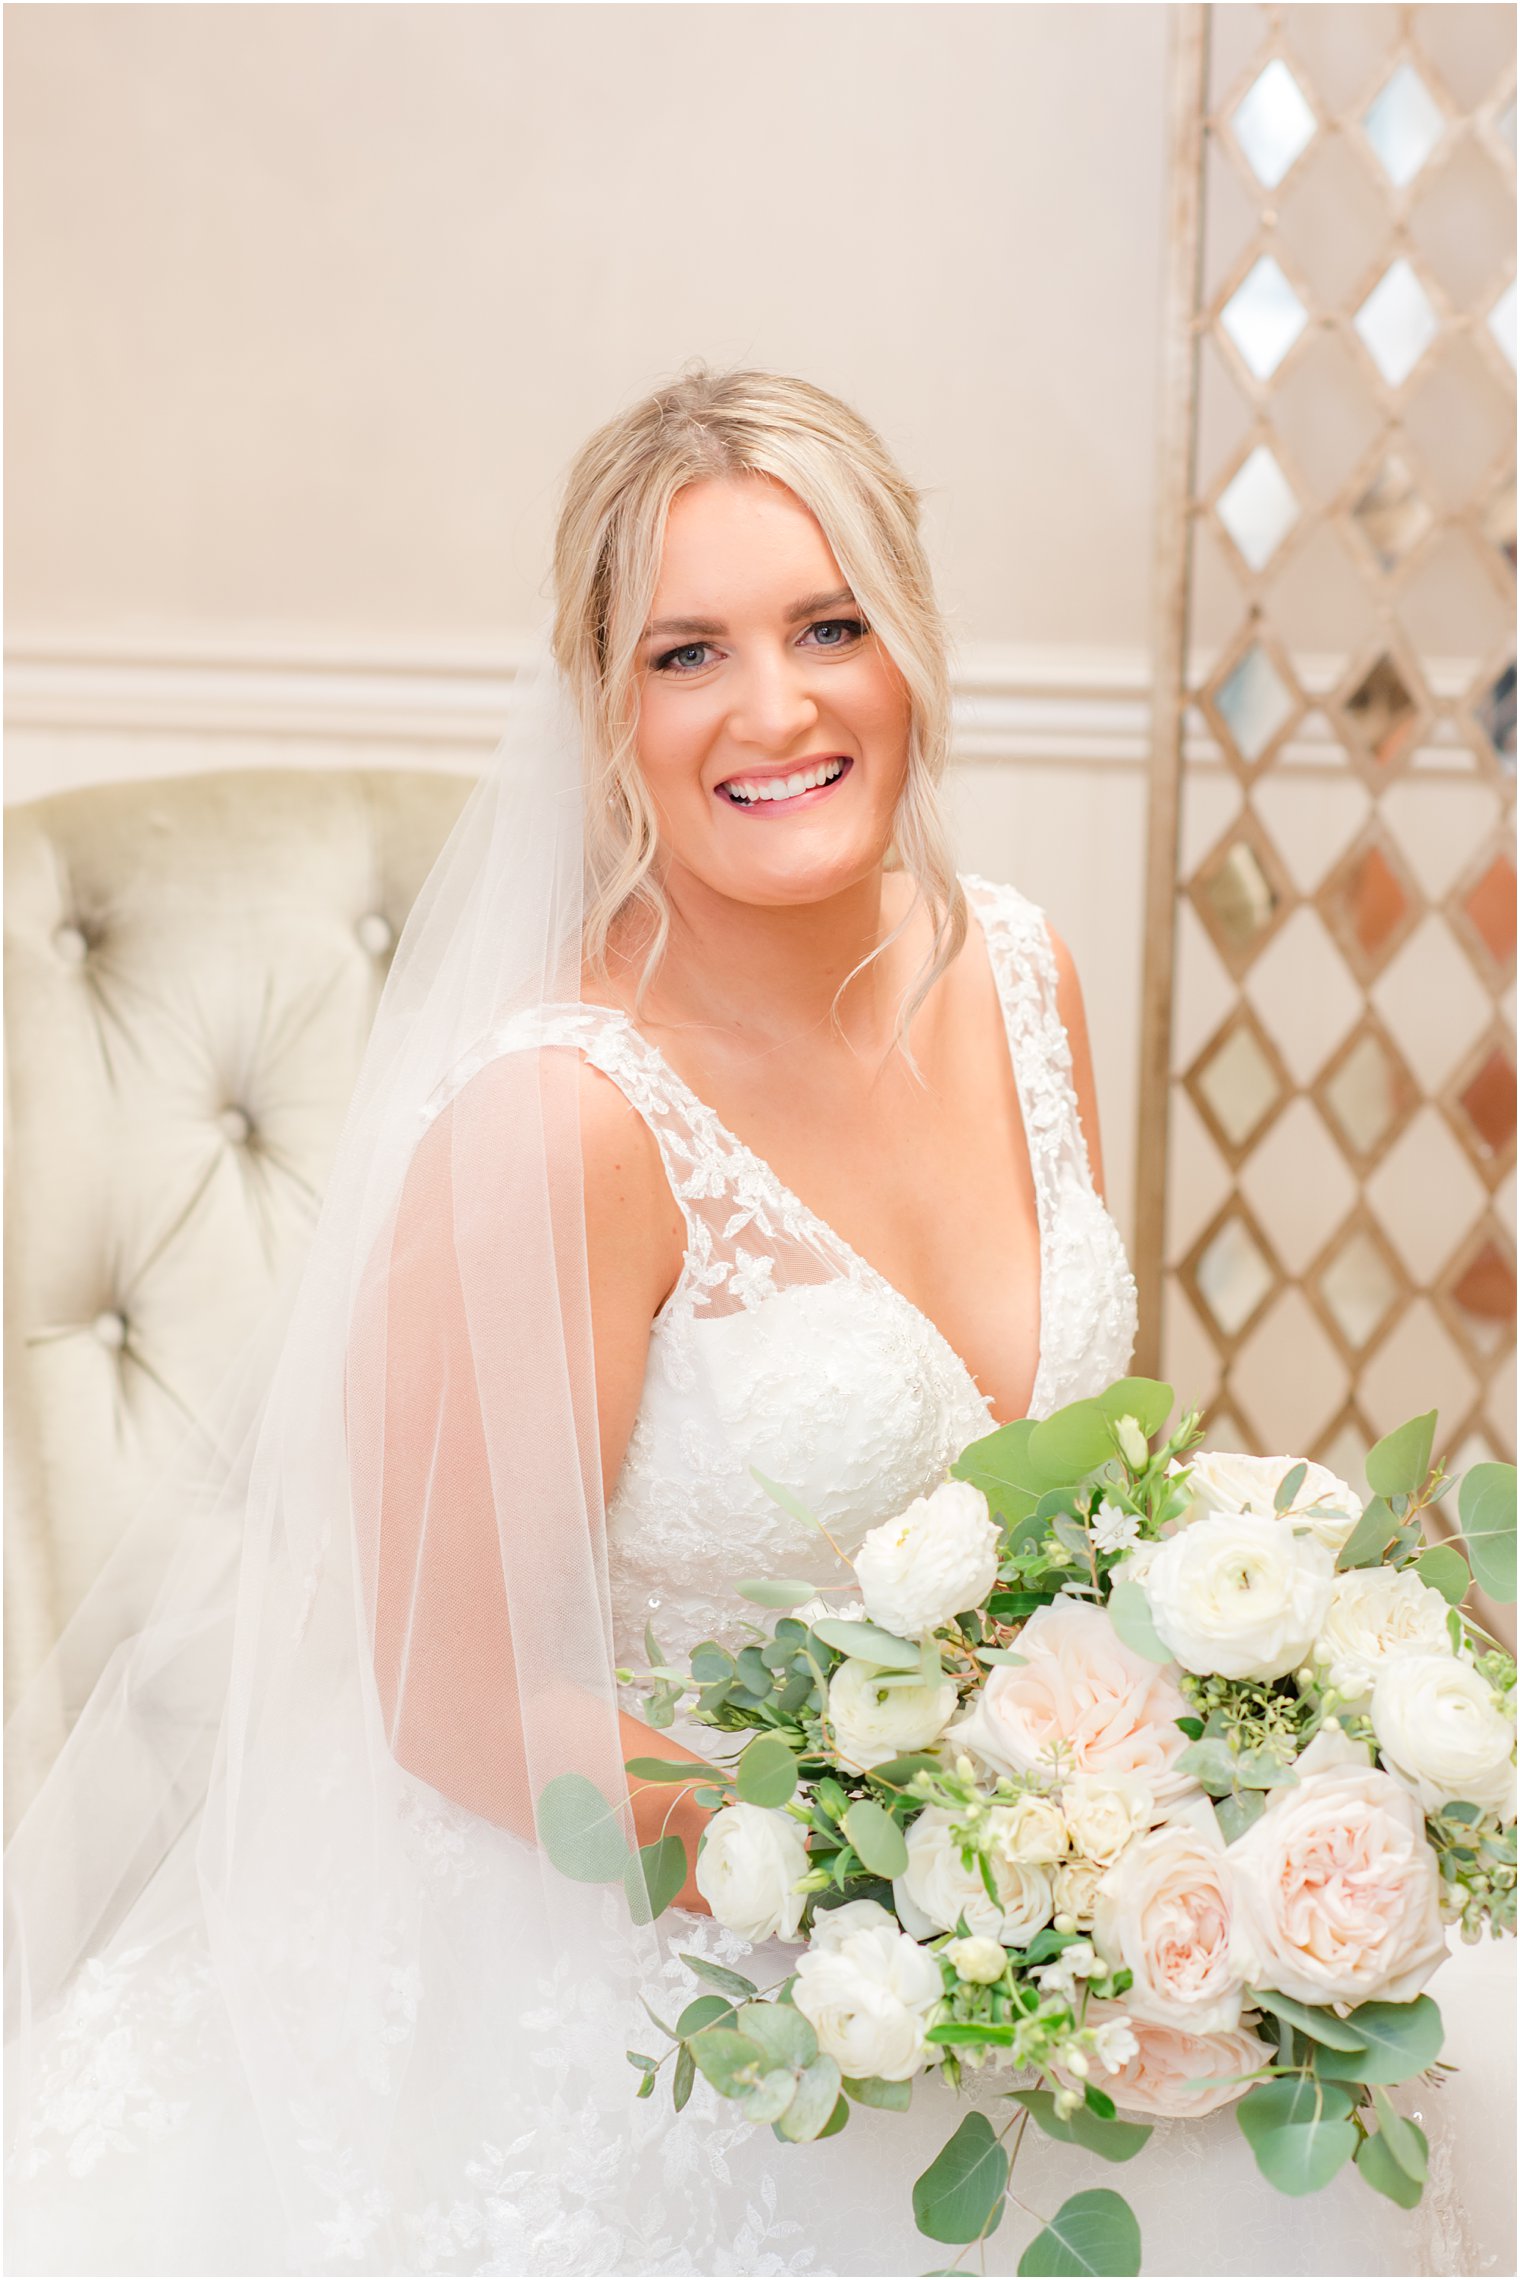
[551,363,967,1076]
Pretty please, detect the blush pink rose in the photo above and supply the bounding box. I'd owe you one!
[947,1598,1198,1811]
[1092,1813,1243,2032]
[1072,2001,1273,2119]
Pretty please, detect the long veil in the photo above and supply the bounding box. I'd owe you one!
[4,626,678,2271]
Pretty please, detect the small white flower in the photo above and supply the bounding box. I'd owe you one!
[852,1480,1001,1639]
[1091,2017,1141,2073]
[1092,1499,1141,1556]
[944,1935,1007,1984]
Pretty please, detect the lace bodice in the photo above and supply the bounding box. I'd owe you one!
[444,873,1139,1681]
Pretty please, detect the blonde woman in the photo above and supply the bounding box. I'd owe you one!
[7,370,1494,2277]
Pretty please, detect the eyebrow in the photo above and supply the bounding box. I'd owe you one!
[640,587,858,642]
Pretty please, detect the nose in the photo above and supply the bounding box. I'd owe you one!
[724,644,822,755]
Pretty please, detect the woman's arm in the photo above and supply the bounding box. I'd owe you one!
[1046,924,1108,1205]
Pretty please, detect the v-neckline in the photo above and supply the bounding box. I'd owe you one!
[606,875,1048,1427]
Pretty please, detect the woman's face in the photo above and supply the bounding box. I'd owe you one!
[629,474,912,908]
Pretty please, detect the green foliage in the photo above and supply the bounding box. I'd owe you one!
[1334,1995,1443,2085]
[672,2043,696,2112]
[776,2053,843,2141]
[735,1577,823,1607]
[1457,1463,1517,1602]
[843,1798,910,1878]
[1248,1988,1369,2054]
[1355,2123,1427,2209]
[1366,1412,1437,1500]
[1016,2189,1142,2276]
[747,1467,824,1530]
[676,1995,737,2037]
[1335,1496,1400,1571]
[736,2001,816,2072]
[843,2072,913,2110]
[1273,1462,1308,1512]
[679,1952,758,2000]
[624,1834,687,1923]
[624,1757,719,1783]
[735,1733,798,1808]
[1012,2089,1151,2163]
[536,1773,631,1884]
[811,1619,921,1668]
[1095,1378,1175,1438]
[1028,1400,1116,1482]
[1370,2086,1428,2183]
[912,2112,1009,2245]
[1106,1579,1173,1665]
[1237,2077,1357,2194]
[1412,1545,1472,1606]
[688,2027,767,2096]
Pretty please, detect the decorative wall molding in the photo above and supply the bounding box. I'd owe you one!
[4,630,1485,803]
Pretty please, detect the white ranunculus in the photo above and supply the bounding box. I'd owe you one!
[851,1481,1001,1639]
[1141,1511,1334,1681]
[1092,1816,1242,2033]
[994,1791,1069,1864]
[1314,1568,1457,1704]
[894,1807,1054,1946]
[793,1594,866,1626]
[693,1802,810,1944]
[1371,1655,1517,1819]
[827,1657,958,1773]
[1173,1452,1363,1554]
[945,1598,1198,1809]
[792,1902,944,2081]
[1228,1726,1447,2006]
[944,1935,1007,1984]
[1062,1773,1153,1867]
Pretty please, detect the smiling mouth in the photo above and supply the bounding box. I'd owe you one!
[716,756,852,809]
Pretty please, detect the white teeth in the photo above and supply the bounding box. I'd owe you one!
[723,758,846,805]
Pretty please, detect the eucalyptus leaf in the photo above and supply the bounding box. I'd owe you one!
[1028,1400,1117,1484]
[1365,1413,1436,1500]
[624,1834,687,1924]
[737,2001,817,2072]
[1249,1989,1369,2054]
[747,1466,824,1530]
[738,2066,802,2124]
[736,1577,826,1608]
[843,2072,913,2110]
[777,2053,843,2141]
[1176,1738,1239,1796]
[679,1953,758,2000]
[736,1733,798,1809]
[1355,2123,1426,2209]
[912,2112,1009,2246]
[677,1995,737,2037]
[1106,1578,1174,1666]
[818,2092,850,2139]
[843,1798,910,1877]
[1237,2078,1356,2194]
[1371,2086,1428,2182]
[1412,1544,1471,1606]
[974,1646,1030,1667]
[1338,1995,1443,2084]
[1013,2090,1151,2163]
[688,2027,766,2097]
[1273,1462,1308,1512]
[1016,2188,1142,2276]
[625,1757,718,1784]
[1335,1496,1399,1573]
[672,2042,696,2112]
[1096,1378,1174,1438]
[812,1620,921,1669]
[1457,1463,1517,1603]
[535,1772,632,1884]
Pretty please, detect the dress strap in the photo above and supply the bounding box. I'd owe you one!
[961,872,1101,1204]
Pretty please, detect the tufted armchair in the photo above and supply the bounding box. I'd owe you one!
[4,767,474,1725]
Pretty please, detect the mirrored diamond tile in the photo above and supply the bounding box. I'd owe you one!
[1351,453,1433,573]
[1454,1039,1517,1164]
[1497,94,1517,159]
[1317,1223,1403,1353]
[1190,827,1288,970]
[1322,831,1418,981]
[1459,850,1517,975]
[1317,1019,1420,1165]
[1219,256,1309,381]
[1354,259,1438,388]
[1187,1012,1287,1154]
[1474,660,1517,773]
[1442,1233,1517,1358]
[1209,642,1297,766]
[1489,280,1517,372]
[1231,57,1317,187]
[1484,482,1517,578]
[1362,60,1445,187]
[1191,1207,1280,1340]
[1337,650,1421,771]
[1216,445,1300,571]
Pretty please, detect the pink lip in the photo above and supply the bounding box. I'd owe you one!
[714,755,853,816]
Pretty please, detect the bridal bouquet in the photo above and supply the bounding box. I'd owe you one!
[539,1382,1517,2276]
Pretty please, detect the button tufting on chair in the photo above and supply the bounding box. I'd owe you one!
[54,924,90,963]
[91,1311,127,1351]
[355,912,393,956]
[217,1106,252,1145]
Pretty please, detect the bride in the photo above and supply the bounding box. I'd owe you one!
[5,367,1510,2277]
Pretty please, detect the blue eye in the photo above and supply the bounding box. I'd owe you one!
[651,619,868,675]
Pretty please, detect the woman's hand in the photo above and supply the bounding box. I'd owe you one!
[618,1708,720,1914]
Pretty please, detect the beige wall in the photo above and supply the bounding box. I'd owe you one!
[4,2,1172,653]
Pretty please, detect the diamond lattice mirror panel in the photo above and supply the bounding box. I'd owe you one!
[1141,4,1515,1499]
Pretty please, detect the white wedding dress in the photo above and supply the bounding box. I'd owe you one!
[6,874,1512,2278]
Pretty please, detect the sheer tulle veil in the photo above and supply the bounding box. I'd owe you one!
[4,625,679,2269]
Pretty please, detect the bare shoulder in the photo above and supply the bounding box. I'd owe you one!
[1042,921,1108,1206]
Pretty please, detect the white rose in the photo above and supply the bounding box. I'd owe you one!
[1092,1817,1242,2032]
[1314,1568,1457,1704]
[694,1802,810,1944]
[995,1792,1068,1864]
[944,1935,1007,1984]
[946,1598,1198,1810]
[1073,2002,1273,2119]
[792,1903,944,2081]
[827,1657,958,1773]
[852,1481,1001,1639]
[1174,1452,1362,1554]
[1371,1655,1517,1819]
[894,1807,1054,1946]
[1052,1859,1105,1925]
[1141,1511,1334,1681]
[1062,1773,1153,1867]
[1228,1726,1447,2005]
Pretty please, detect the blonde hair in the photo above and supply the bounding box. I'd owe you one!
[551,363,967,1075]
